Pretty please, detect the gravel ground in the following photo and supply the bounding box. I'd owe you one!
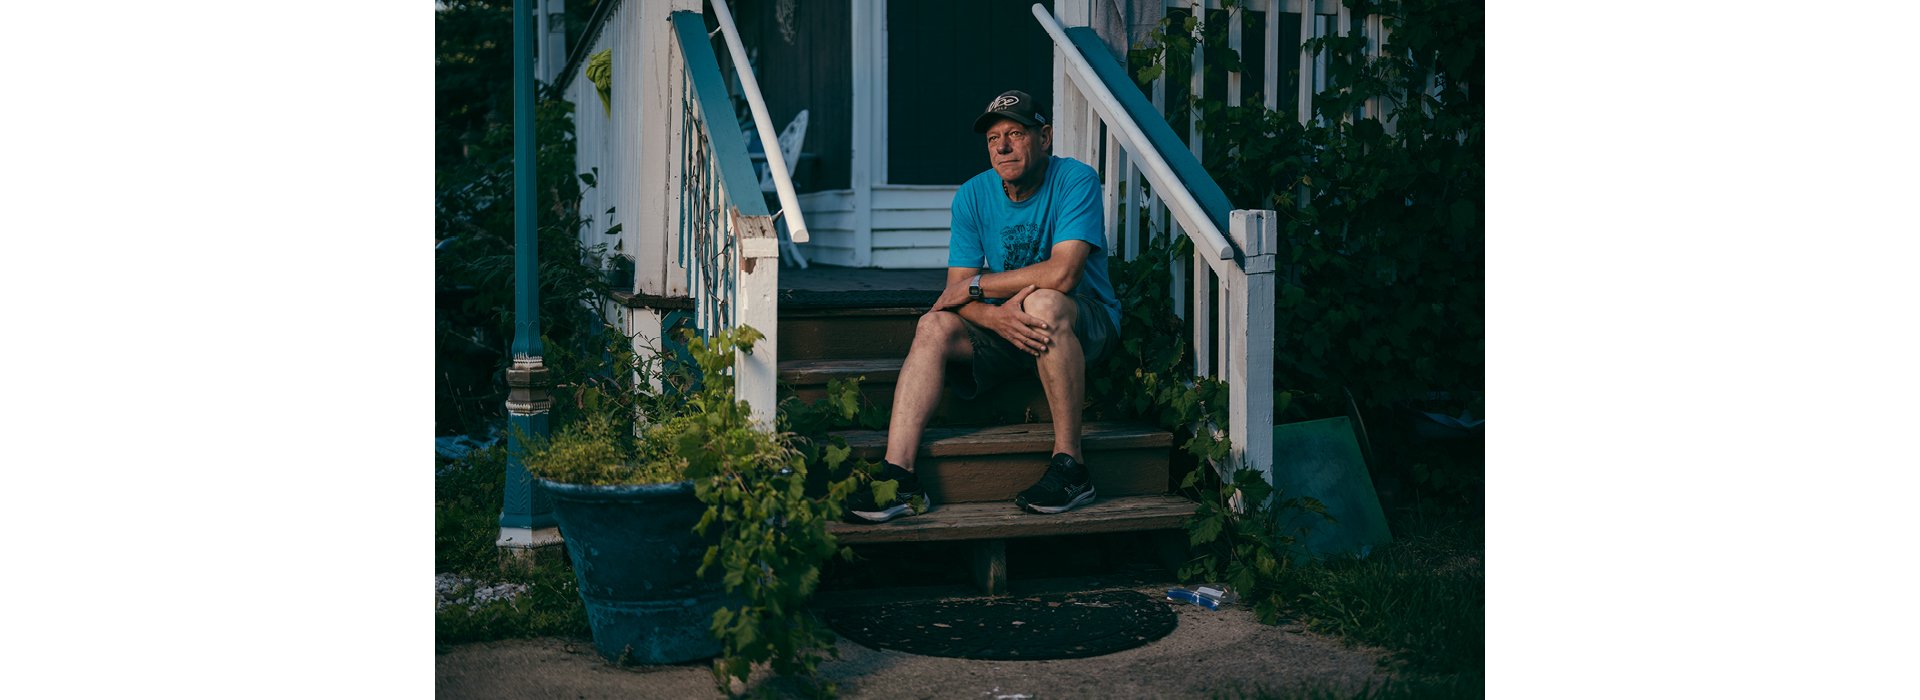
[436,573,529,612]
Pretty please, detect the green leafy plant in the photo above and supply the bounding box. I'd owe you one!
[518,411,694,485]
[435,445,592,646]
[779,375,889,436]
[1129,0,1484,501]
[1087,4,1483,678]
[434,560,592,648]
[1177,460,1335,625]
[435,91,617,438]
[585,48,614,118]
[649,326,857,699]
[1088,226,1231,465]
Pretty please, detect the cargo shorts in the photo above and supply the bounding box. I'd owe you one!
[945,292,1117,401]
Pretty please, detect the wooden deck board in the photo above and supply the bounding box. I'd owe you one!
[830,421,1172,459]
[778,357,904,385]
[826,493,1193,544]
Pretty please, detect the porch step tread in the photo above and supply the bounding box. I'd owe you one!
[824,421,1172,503]
[829,421,1170,459]
[778,357,903,385]
[778,289,938,310]
[826,493,1192,544]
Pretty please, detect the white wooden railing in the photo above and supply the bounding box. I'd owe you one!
[1036,4,1278,486]
[1150,0,1395,137]
[666,5,811,430]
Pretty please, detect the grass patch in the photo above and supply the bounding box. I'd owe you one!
[435,445,590,647]
[1272,503,1484,685]
[434,563,590,647]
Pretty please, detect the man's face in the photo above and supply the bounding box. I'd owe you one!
[984,118,1050,184]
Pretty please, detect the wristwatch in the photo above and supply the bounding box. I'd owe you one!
[967,274,983,301]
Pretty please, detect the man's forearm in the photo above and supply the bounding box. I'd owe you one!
[975,259,1077,298]
[955,299,997,326]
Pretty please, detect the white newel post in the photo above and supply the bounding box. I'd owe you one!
[734,210,781,430]
[1228,210,1278,496]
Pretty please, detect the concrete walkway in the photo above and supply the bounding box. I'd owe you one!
[436,576,1389,700]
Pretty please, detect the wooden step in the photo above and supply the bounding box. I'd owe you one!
[779,357,1055,425]
[825,493,1194,596]
[778,307,922,361]
[827,421,1171,504]
[825,493,1192,544]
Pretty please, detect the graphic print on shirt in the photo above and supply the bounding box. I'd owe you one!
[1000,223,1048,271]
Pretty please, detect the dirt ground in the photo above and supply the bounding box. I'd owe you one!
[436,578,1390,700]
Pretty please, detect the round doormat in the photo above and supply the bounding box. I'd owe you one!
[824,590,1177,660]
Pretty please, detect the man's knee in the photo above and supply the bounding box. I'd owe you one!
[1023,289,1076,330]
[915,310,966,343]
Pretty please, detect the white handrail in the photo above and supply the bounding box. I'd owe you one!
[1031,3,1235,264]
[709,0,810,244]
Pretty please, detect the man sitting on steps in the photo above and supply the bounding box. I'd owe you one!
[845,90,1122,523]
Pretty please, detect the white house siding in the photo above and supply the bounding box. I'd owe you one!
[870,185,957,268]
[795,189,856,266]
[796,184,958,268]
[568,7,623,289]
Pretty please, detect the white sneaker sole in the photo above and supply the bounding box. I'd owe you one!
[850,499,927,523]
[1020,487,1097,514]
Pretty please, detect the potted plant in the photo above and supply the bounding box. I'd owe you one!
[521,402,721,664]
[522,326,869,695]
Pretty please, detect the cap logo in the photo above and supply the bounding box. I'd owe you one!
[988,95,1021,111]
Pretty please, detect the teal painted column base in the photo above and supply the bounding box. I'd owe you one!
[500,409,558,531]
[499,357,562,572]
[1270,417,1393,560]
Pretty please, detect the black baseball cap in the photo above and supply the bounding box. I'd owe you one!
[971,90,1048,133]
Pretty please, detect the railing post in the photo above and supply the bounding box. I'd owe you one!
[1228,210,1278,498]
[734,210,781,430]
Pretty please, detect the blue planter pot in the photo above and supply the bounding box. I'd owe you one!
[539,478,727,664]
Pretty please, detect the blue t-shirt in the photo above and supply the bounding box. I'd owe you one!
[948,156,1120,332]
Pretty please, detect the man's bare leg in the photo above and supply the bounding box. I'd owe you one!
[1021,290,1084,461]
[884,310,974,470]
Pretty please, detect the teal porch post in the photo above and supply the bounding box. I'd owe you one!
[499,0,561,561]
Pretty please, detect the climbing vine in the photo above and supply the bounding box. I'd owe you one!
[1086,0,1483,610]
[1128,0,1484,499]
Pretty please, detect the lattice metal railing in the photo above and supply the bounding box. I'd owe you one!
[679,77,740,339]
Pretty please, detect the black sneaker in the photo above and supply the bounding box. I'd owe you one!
[845,462,925,523]
[1015,453,1097,514]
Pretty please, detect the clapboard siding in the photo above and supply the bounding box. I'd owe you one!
[875,185,959,213]
[872,185,962,210]
[799,189,854,212]
[806,210,858,231]
[802,228,859,249]
[873,229,950,249]
[796,185,957,268]
[872,208,950,231]
[797,189,852,264]
[569,7,627,289]
[808,246,862,267]
[871,248,952,269]
[872,184,958,268]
